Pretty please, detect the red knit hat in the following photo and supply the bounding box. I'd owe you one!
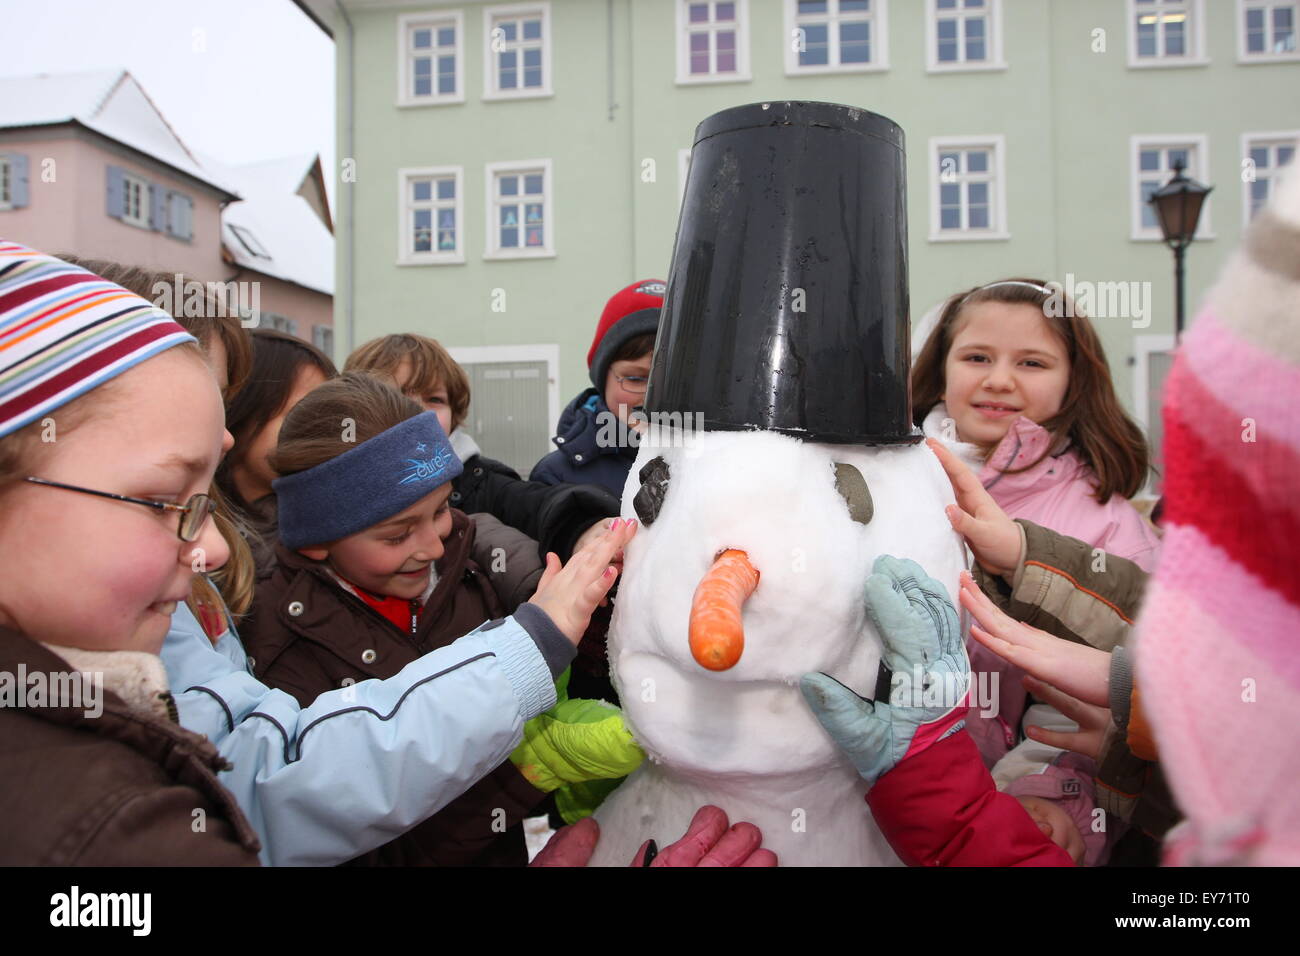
[587,279,665,389]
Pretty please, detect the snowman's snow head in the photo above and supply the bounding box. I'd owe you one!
[608,425,965,778]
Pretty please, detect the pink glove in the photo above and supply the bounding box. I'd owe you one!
[530,805,778,867]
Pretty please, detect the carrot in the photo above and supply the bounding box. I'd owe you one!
[689,549,760,671]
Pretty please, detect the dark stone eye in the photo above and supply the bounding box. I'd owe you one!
[633,456,670,526]
[833,462,873,525]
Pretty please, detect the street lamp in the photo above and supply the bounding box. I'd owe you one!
[1148,160,1213,338]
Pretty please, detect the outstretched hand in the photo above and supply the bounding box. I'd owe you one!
[530,805,778,867]
[926,437,1022,579]
[528,517,638,645]
[959,571,1112,707]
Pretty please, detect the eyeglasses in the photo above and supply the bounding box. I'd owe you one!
[24,477,216,543]
[614,374,649,394]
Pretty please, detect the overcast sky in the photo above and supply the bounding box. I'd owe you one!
[0,0,336,202]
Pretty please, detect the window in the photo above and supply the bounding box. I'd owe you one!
[927,0,1003,72]
[257,312,297,336]
[399,167,464,265]
[230,224,272,259]
[1131,136,1213,240]
[785,0,888,73]
[677,1,751,84]
[1242,133,1298,223]
[1239,1,1300,60]
[484,3,551,100]
[0,155,19,209]
[928,137,1007,241]
[485,160,554,259]
[313,325,334,355]
[398,12,463,105]
[1128,0,1207,67]
[121,172,150,229]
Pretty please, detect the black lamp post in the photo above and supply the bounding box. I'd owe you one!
[1148,160,1213,338]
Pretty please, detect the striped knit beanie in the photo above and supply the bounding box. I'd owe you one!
[1135,158,1300,866]
[0,240,195,440]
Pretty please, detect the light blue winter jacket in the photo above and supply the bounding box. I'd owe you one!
[162,602,566,866]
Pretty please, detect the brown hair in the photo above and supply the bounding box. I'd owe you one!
[217,329,338,512]
[911,278,1150,503]
[54,256,259,619]
[610,332,655,365]
[270,372,424,478]
[344,334,470,432]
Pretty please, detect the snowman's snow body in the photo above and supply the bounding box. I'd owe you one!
[587,424,968,867]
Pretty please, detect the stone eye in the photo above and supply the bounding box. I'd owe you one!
[633,456,670,526]
[833,462,873,525]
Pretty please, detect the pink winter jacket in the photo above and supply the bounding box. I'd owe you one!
[922,404,1162,764]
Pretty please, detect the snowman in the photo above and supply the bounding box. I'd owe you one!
[586,102,968,867]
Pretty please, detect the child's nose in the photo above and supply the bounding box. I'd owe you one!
[412,525,445,562]
[186,509,230,574]
[983,361,1016,390]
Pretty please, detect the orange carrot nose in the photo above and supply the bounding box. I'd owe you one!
[689,549,760,671]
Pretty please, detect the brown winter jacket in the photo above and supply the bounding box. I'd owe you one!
[239,508,548,866]
[0,625,262,866]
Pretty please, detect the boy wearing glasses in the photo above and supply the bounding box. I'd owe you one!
[530,279,664,497]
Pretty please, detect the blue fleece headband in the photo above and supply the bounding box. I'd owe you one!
[274,410,464,549]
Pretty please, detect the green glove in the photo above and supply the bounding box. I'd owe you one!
[554,777,626,825]
[510,699,645,793]
[801,555,969,788]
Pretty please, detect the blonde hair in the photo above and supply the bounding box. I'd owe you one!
[345,334,470,431]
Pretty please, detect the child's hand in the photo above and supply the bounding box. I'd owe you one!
[1022,676,1110,762]
[960,571,1112,706]
[528,517,638,645]
[1015,795,1086,864]
[926,438,1022,579]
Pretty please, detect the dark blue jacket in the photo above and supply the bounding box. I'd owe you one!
[530,388,639,497]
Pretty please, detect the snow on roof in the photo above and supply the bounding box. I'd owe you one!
[203,152,334,296]
[0,68,238,198]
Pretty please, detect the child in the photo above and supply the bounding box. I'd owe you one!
[0,242,260,863]
[531,279,664,497]
[344,333,620,562]
[216,328,337,570]
[912,277,1161,863]
[239,372,644,865]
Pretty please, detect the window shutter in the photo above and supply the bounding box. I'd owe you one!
[10,154,29,208]
[106,165,125,219]
[149,183,165,231]
[180,194,194,240]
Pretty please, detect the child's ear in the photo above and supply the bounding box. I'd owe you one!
[298,546,329,561]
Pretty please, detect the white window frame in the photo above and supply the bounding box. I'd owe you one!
[1240,131,1300,226]
[397,11,465,106]
[483,3,553,101]
[0,156,11,209]
[120,171,150,229]
[676,0,752,85]
[926,0,1005,73]
[1127,0,1209,68]
[1133,332,1176,495]
[484,159,555,259]
[784,0,889,75]
[927,135,1009,242]
[1130,135,1215,241]
[446,343,561,441]
[398,166,465,266]
[1237,0,1300,61]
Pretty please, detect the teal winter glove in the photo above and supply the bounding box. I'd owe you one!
[801,555,970,787]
